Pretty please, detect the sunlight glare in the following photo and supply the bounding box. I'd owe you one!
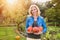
[6,0,17,5]
[32,0,51,3]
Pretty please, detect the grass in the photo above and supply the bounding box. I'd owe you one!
[0,26,60,40]
[0,26,26,40]
[47,26,60,40]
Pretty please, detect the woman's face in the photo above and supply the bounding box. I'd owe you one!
[31,6,38,16]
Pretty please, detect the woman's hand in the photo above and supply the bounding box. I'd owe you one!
[27,31,33,33]
[27,26,33,33]
[33,26,43,35]
[34,32,43,35]
[27,29,33,33]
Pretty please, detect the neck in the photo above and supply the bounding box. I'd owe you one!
[33,15,38,18]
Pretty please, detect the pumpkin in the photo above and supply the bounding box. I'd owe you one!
[33,26,43,33]
[33,27,39,33]
[27,26,33,33]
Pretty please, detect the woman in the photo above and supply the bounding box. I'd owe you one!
[26,4,47,40]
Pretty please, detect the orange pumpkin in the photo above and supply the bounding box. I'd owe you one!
[33,27,39,33]
[33,27,43,33]
[27,26,33,33]
[16,36,20,40]
[39,26,43,32]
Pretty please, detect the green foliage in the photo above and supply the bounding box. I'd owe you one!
[44,0,60,26]
[45,8,56,22]
[41,26,60,40]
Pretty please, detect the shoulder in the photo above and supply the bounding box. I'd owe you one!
[26,15,32,20]
[38,16,44,20]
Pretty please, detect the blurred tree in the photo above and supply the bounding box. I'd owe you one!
[45,0,60,26]
[0,0,31,29]
[12,0,31,31]
[0,3,5,24]
[45,8,56,22]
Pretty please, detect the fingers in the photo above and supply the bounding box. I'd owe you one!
[34,32,40,35]
[34,33,39,35]
[34,32,43,35]
[27,31,33,33]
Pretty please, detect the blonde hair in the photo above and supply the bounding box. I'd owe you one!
[28,4,41,16]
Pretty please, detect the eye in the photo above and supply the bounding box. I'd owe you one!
[34,9,36,10]
[31,10,33,11]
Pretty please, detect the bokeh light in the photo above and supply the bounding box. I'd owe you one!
[6,0,18,5]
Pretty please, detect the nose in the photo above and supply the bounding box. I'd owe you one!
[32,9,37,13]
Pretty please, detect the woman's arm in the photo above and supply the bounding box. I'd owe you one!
[26,17,33,33]
[42,18,47,33]
[26,17,32,29]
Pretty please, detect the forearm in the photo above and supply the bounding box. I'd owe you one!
[43,28,47,33]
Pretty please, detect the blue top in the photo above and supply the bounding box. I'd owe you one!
[26,16,47,33]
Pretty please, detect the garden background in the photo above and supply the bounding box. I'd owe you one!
[0,0,60,40]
